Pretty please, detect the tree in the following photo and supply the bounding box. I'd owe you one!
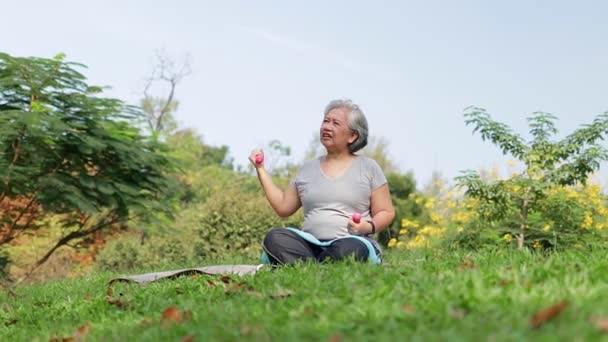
[166,128,233,170]
[456,107,608,249]
[0,52,171,275]
[264,139,294,177]
[303,132,324,160]
[163,128,234,205]
[141,50,191,135]
[423,171,448,198]
[379,171,421,245]
[360,136,399,173]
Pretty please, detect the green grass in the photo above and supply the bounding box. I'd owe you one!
[2,248,608,341]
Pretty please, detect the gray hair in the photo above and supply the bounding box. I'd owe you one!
[323,99,369,153]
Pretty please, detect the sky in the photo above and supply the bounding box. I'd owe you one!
[2,1,608,187]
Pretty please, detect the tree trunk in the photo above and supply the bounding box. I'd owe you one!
[518,199,528,249]
[16,214,121,283]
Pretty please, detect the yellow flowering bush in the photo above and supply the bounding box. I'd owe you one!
[386,167,608,251]
[388,176,476,250]
[379,173,433,247]
[455,108,608,250]
[387,109,608,251]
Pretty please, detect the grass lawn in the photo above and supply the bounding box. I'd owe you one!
[2,248,608,341]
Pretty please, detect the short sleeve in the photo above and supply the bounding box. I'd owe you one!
[290,159,310,190]
[367,158,388,191]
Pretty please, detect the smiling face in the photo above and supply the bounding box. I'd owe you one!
[320,107,359,153]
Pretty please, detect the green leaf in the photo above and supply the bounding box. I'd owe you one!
[0,52,171,255]
[96,182,115,195]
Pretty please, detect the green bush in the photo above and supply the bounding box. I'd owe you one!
[0,249,10,282]
[378,172,427,246]
[96,233,205,272]
[438,183,608,251]
[441,222,501,251]
[96,160,306,271]
[457,108,608,249]
[184,187,303,259]
[96,237,142,272]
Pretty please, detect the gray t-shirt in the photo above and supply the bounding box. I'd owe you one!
[291,155,387,243]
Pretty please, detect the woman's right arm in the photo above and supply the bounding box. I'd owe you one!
[250,150,301,217]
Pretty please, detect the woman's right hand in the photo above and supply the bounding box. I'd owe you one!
[249,148,301,217]
[249,149,264,169]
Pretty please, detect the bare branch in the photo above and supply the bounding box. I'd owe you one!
[0,194,40,245]
[0,131,25,203]
[141,49,191,133]
[156,79,177,132]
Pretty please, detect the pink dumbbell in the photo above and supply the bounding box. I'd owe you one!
[352,213,362,223]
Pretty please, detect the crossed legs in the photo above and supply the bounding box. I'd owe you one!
[263,228,370,265]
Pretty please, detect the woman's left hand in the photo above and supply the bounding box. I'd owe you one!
[348,219,373,236]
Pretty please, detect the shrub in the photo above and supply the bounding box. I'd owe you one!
[456,108,608,248]
[184,187,303,259]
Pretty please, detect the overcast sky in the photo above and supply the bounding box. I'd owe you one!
[2,0,607,187]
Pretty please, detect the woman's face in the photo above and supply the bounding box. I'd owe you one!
[320,107,358,151]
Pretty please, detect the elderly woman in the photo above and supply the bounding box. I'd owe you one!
[249,99,395,265]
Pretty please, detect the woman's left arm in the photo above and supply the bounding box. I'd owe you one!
[348,184,396,236]
[369,183,395,234]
